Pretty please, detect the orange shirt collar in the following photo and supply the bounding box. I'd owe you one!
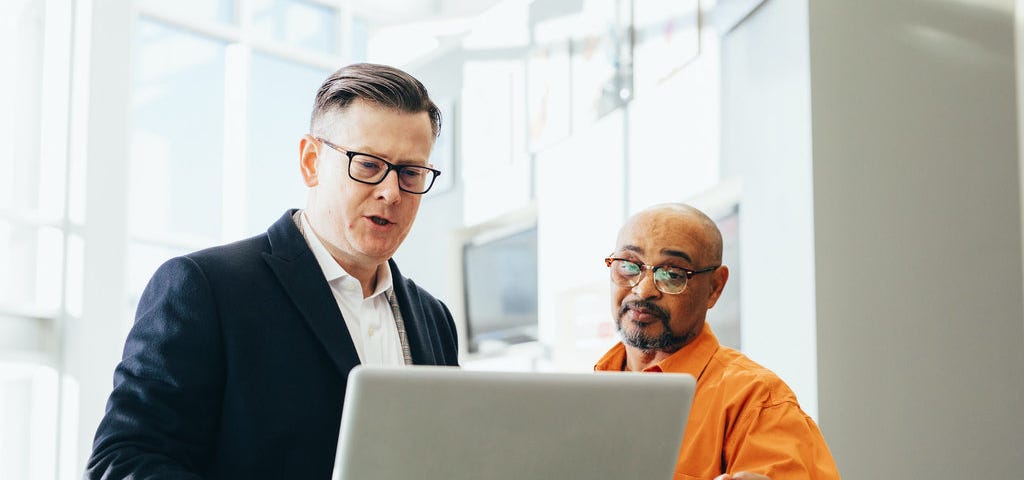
[594,323,720,380]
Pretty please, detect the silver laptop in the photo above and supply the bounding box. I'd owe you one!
[331,365,695,480]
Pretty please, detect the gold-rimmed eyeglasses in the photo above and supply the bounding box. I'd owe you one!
[604,257,718,294]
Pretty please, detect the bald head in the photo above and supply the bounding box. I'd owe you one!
[617,203,724,266]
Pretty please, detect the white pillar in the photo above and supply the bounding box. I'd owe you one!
[809,0,1024,477]
[720,0,819,419]
[61,0,132,475]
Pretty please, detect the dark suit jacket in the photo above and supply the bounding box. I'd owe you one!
[86,210,459,479]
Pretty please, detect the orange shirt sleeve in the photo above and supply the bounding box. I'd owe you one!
[724,399,840,479]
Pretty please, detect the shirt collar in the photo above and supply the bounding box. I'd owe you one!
[594,323,720,379]
[301,210,393,299]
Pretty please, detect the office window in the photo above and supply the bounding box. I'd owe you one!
[251,0,338,55]
[131,18,226,243]
[2,0,397,476]
[0,0,73,478]
[136,0,234,24]
[246,52,328,235]
[0,364,60,480]
[125,4,348,300]
[0,224,63,311]
[0,0,69,314]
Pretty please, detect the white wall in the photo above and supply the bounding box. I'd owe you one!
[810,0,1024,477]
[535,111,627,371]
[719,0,819,418]
[395,48,466,303]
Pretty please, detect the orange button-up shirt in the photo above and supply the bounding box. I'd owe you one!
[595,324,840,479]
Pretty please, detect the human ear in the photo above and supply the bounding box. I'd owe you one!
[705,265,730,309]
[299,134,320,187]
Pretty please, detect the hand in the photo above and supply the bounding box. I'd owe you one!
[713,473,771,480]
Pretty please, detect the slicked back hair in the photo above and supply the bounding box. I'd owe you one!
[310,63,441,138]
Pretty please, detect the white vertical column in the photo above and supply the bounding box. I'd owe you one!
[61,0,132,476]
[719,0,818,417]
[809,0,1024,477]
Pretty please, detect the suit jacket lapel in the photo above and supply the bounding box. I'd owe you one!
[262,210,360,377]
[389,259,438,365]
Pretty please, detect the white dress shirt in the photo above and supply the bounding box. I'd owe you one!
[301,211,404,366]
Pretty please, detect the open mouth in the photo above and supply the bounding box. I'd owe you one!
[369,216,392,226]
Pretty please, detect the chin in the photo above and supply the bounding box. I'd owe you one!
[361,244,400,262]
[358,248,394,262]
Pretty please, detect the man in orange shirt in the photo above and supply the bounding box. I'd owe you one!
[595,203,840,479]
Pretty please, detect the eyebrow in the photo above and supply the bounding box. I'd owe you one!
[662,248,692,262]
[329,141,423,166]
[352,149,427,166]
[620,245,693,263]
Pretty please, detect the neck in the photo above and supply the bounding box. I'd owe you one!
[356,268,380,296]
[347,263,379,299]
[302,210,382,298]
[622,344,680,371]
[621,320,706,371]
[330,254,382,298]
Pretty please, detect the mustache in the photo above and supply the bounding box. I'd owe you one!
[618,300,669,320]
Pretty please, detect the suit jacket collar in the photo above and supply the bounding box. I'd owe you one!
[263,209,361,377]
[262,209,440,374]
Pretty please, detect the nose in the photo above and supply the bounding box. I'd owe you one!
[630,268,662,300]
[374,169,403,204]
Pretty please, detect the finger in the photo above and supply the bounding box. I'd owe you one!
[731,473,770,480]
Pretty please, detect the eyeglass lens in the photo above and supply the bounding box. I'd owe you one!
[349,154,435,193]
[610,259,688,294]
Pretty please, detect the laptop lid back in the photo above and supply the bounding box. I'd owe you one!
[332,365,695,480]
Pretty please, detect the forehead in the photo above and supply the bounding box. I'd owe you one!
[615,211,707,262]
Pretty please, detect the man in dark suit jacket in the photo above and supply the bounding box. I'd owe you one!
[86,63,459,479]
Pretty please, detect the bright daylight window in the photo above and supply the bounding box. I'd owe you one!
[1,0,74,477]
[1,0,363,478]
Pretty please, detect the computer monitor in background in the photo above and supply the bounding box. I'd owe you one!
[462,225,538,353]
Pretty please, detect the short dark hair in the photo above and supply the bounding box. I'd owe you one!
[310,63,441,138]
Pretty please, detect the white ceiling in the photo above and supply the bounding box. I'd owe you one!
[349,0,505,28]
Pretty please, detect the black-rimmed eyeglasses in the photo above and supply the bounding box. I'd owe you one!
[604,257,718,295]
[316,137,441,194]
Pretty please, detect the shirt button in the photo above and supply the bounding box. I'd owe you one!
[367,325,376,336]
